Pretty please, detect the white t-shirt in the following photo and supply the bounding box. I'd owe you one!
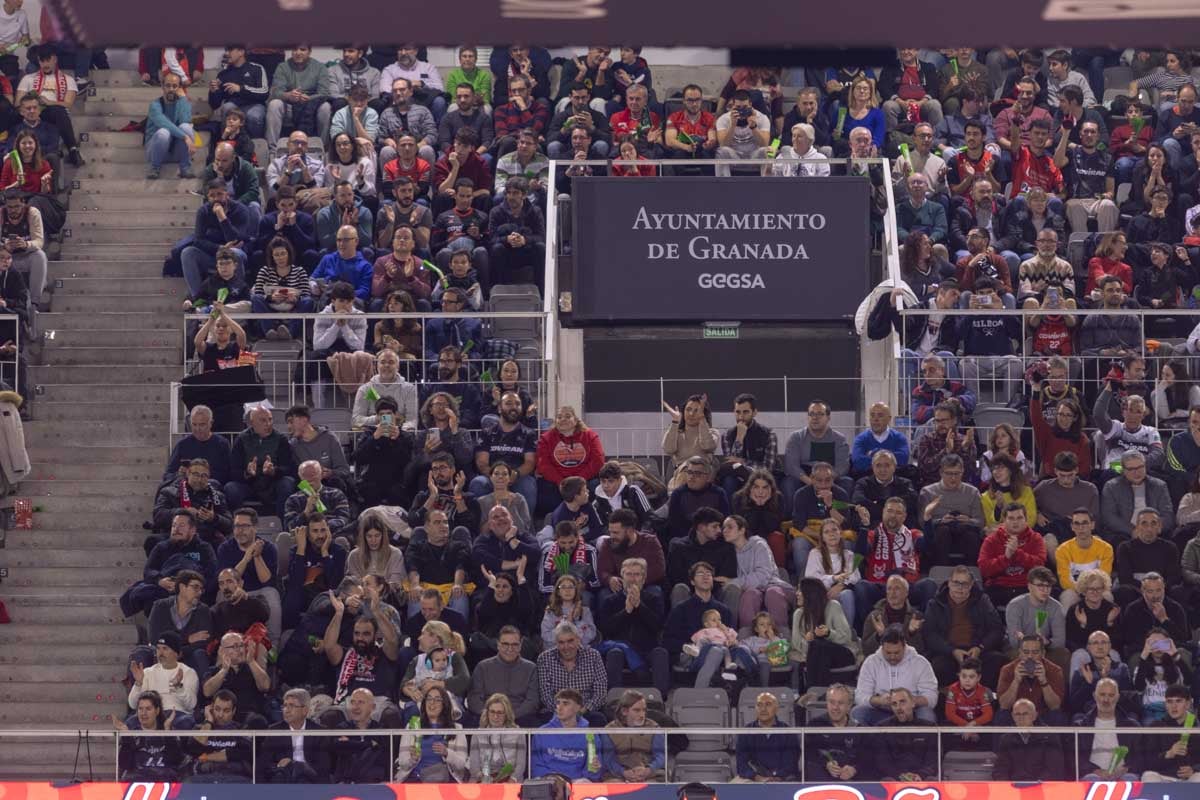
[1088,717,1118,770]
[716,109,772,158]
[0,7,28,47]
[17,71,78,104]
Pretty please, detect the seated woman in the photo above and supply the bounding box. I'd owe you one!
[980,423,1033,484]
[732,469,787,568]
[980,454,1038,535]
[471,566,538,663]
[541,574,597,650]
[602,689,666,782]
[394,686,469,782]
[804,518,861,629]
[372,289,424,366]
[400,620,470,711]
[662,393,719,491]
[477,462,533,534]
[346,510,406,595]
[468,693,527,783]
[1,130,63,234]
[790,577,860,689]
[114,690,187,781]
[325,131,378,211]
[1066,569,1122,676]
[722,513,792,631]
[1151,361,1200,432]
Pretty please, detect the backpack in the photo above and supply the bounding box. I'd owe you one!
[619,460,667,507]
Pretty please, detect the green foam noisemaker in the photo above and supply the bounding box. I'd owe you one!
[585,732,600,772]
[676,130,694,145]
[831,499,854,510]
[479,369,494,385]
[297,480,327,514]
[554,552,570,576]
[1108,745,1128,774]
[211,287,229,318]
[951,57,959,76]
[1035,609,1048,630]
[1131,117,1145,135]
[899,142,910,160]
[853,553,865,571]
[422,260,449,289]
[364,386,380,403]
[767,136,781,157]
[1182,712,1196,745]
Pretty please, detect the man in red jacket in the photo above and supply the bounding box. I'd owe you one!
[978,503,1047,606]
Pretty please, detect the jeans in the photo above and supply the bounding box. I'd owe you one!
[546,139,611,160]
[251,294,315,338]
[1163,137,1187,171]
[145,125,195,171]
[605,645,670,698]
[265,99,333,148]
[217,101,266,139]
[1114,156,1140,186]
[467,473,538,516]
[181,246,247,297]
[738,585,791,631]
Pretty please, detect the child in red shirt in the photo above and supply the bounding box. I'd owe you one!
[944,658,995,733]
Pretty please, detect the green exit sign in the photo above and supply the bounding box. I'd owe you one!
[703,324,740,339]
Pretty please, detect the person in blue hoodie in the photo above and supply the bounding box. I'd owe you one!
[181,180,254,296]
[315,181,373,256]
[310,224,373,305]
[531,688,603,780]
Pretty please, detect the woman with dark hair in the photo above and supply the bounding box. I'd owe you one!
[980,453,1037,532]
[480,358,538,428]
[981,422,1033,484]
[789,577,859,689]
[662,393,719,488]
[1,130,63,233]
[325,130,377,207]
[251,234,313,340]
[372,289,423,362]
[347,510,406,593]
[394,686,469,782]
[732,468,787,567]
[1030,386,1092,479]
[1152,360,1200,430]
[114,690,187,780]
[722,513,792,630]
[1124,143,1190,218]
[471,567,537,662]
[899,230,953,305]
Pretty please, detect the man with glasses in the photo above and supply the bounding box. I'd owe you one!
[310,225,373,304]
[1052,506,1110,610]
[1067,631,1130,712]
[151,458,232,550]
[493,75,549,158]
[994,698,1067,779]
[665,83,717,162]
[923,565,1006,685]
[201,631,271,724]
[919,453,986,568]
[262,688,330,782]
[377,77,438,166]
[467,624,541,725]
[997,634,1065,723]
[548,81,610,159]
[1100,451,1173,543]
[216,509,280,641]
[915,401,978,487]
[1006,566,1070,673]
[783,399,851,511]
[897,123,949,197]
[665,458,730,543]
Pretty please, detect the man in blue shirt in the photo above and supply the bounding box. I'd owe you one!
[735,691,800,781]
[180,180,253,297]
[310,224,372,304]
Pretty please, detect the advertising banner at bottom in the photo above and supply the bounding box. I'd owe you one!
[0,782,1170,800]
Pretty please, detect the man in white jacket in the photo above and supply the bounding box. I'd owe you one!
[351,349,418,431]
[852,625,939,724]
[127,631,199,715]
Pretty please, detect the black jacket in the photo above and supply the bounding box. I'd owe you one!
[779,105,832,149]
[997,202,1068,255]
[803,718,868,780]
[151,482,233,540]
[1072,708,1142,774]
[876,717,938,778]
[597,587,665,656]
[548,106,611,146]
[878,62,941,107]
[209,61,270,109]
[949,195,1009,255]
[852,475,918,527]
[331,719,390,783]
[922,581,1004,659]
[1143,715,1200,777]
[487,199,546,248]
[665,530,737,590]
[592,482,654,529]
[994,726,1067,780]
[259,720,331,782]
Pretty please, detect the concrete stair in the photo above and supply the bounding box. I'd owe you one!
[0,81,196,780]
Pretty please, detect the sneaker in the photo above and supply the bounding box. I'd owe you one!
[681,644,699,658]
[178,168,195,179]
[67,148,84,167]
[719,671,738,682]
[146,167,160,180]
[276,325,293,341]
[75,77,91,92]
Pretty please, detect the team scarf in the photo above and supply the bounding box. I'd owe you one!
[178,479,192,508]
[33,69,70,103]
[334,646,379,704]
[543,541,587,574]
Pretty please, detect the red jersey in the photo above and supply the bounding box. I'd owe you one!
[1031,315,1074,356]
[610,108,662,142]
[667,109,715,140]
[1010,146,1063,199]
[944,681,995,726]
[383,157,431,186]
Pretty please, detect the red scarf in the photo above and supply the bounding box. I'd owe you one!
[543,541,587,574]
[867,523,919,583]
[178,479,192,508]
[33,69,69,103]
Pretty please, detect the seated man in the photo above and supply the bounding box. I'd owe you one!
[264,130,326,205]
[665,456,730,543]
[666,507,739,608]
[373,178,432,256]
[145,71,195,179]
[312,587,403,726]
[205,45,268,139]
[852,625,938,724]
[215,508,281,643]
[1057,117,1119,235]
[918,453,986,568]
[494,128,549,206]
[120,513,218,622]
[879,48,944,131]
[260,688,330,783]
[128,631,199,716]
[714,90,771,177]
[1074,677,1141,780]
[401,585,469,644]
[1094,385,1162,483]
[438,81,495,159]
[910,353,974,426]
[850,401,910,477]
[852,451,917,528]
[470,504,540,588]
[0,191,49,309]
[914,401,978,487]
[186,690,253,781]
[1037,453,1100,548]
[720,392,779,499]
[783,399,851,508]
[805,683,869,780]
[997,634,1066,723]
[17,45,82,165]
[609,83,661,158]
[165,408,233,489]
[538,520,601,599]
[923,565,1006,686]
[493,74,550,157]
[1100,452,1174,544]
[377,77,438,167]
[536,622,609,727]
[351,348,419,430]
[315,182,373,260]
[1067,630,1131,712]
[959,277,1024,403]
[979,503,1048,607]
[596,557,669,696]
[789,461,855,576]
[548,476,604,544]
[432,129,492,215]
[148,571,213,677]
[151,458,232,550]
[253,186,318,273]
[734,691,800,782]
[994,698,1067,780]
[466,625,541,725]
[1006,566,1071,674]
[548,81,611,159]
[405,508,474,619]
[223,405,297,520]
[418,345,483,429]
[1118,572,1191,661]
[331,688,390,783]
[663,561,736,687]
[470,389,538,512]
[180,180,253,298]
[896,174,949,258]
[201,633,272,724]
[201,142,262,221]
[487,177,545,287]
[410,452,482,534]
[283,459,353,537]
[281,516,348,629]
[287,405,353,498]
[431,178,489,277]
[264,46,330,147]
[862,575,925,655]
[1056,508,1111,611]
[1113,508,1182,608]
[530,688,602,780]
[211,566,269,643]
[310,229,372,306]
[1141,684,1200,782]
[875,688,939,782]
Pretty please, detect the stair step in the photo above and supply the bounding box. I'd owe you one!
[21,510,155,530]
[74,162,202,182]
[93,69,218,88]
[70,211,198,227]
[30,365,179,387]
[72,193,201,213]
[41,328,179,347]
[0,662,126,682]
[0,569,140,591]
[65,227,184,245]
[54,277,187,296]
[71,115,151,134]
[19,479,159,498]
[1,550,147,568]
[49,260,171,279]
[0,683,130,707]
[30,495,154,513]
[4,530,152,550]
[27,445,163,464]
[0,624,139,646]
[32,401,172,421]
[36,311,181,331]
[72,177,202,193]
[30,461,164,481]
[79,99,196,117]
[45,294,181,313]
[38,346,181,367]
[24,420,170,443]
[0,643,141,663]
[0,702,131,725]
[34,386,173,406]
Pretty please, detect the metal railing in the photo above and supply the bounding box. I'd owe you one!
[1,723,1176,783]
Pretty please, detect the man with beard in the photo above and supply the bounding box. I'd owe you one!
[128,631,199,715]
[919,454,986,569]
[122,514,219,620]
[151,458,232,551]
[375,180,433,255]
[379,44,446,118]
[211,568,269,643]
[548,81,611,159]
[318,585,403,725]
[331,688,390,782]
[216,508,281,643]
[180,180,253,297]
[419,345,483,429]
[855,497,938,614]
[470,391,538,510]
[471,504,540,589]
[438,82,494,157]
[187,690,252,781]
[597,509,665,607]
[597,557,670,696]
[404,508,475,619]
[377,77,438,167]
[411,453,482,533]
[284,460,353,536]
[282,516,348,629]
[201,631,271,724]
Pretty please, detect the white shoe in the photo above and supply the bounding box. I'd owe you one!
[682,644,699,658]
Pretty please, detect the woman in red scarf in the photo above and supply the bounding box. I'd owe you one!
[0,130,62,234]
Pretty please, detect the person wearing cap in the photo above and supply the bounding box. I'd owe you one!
[128,631,199,715]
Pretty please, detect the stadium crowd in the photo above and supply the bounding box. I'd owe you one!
[24,36,1200,783]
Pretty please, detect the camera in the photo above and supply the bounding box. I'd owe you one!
[735,107,752,127]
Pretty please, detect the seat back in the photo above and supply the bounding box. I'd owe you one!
[668,687,730,750]
[942,749,998,780]
[929,565,983,586]
[736,686,798,726]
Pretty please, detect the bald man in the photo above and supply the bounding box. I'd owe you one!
[283,459,352,535]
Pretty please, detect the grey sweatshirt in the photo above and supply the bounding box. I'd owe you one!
[1005,593,1066,650]
[466,655,539,718]
[731,536,791,591]
[918,481,985,527]
[290,427,351,483]
[784,428,851,479]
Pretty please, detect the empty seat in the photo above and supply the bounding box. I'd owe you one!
[943,749,998,780]
[308,407,353,445]
[971,405,1025,437]
[276,531,294,575]
[667,687,730,752]
[929,565,983,586]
